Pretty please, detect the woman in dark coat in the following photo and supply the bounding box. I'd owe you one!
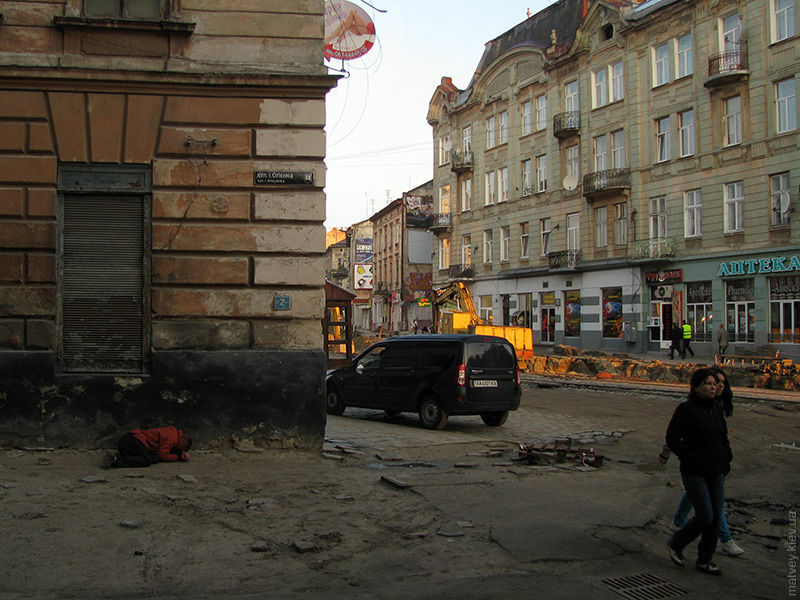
[665,367,732,575]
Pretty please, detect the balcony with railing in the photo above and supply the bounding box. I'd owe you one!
[631,237,676,260]
[553,111,580,139]
[448,264,474,280]
[450,149,474,173]
[428,212,452,232]
[583,168,630,200]
[547,249,581,270]
[705,44,748,88]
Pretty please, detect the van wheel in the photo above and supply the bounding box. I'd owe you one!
[325,386,345,416]
[419,397,448,430]
[480,411,508,426]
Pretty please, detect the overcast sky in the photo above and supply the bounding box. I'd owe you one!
[324,0,551,229]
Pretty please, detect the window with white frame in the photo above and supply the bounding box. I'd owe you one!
[462,125,472,152]
[520,222,530,258]
[677,34,693,78]
[485,171,496,205]
[776,78,797,133]
[722,13,741,52]
[724,181,745,233]
[486,115,496,148]
[656,117,671,162]
[611,129,626,168]
[479,295,493,323]
[593,134,608,171]
[536,94,547,130]
[565,80,579,112]
[679,109,695,156]
[593,67,608,108]
[499,111,508,144]
[439,184,451,213]
[522,101,532,135]
[438,135,450,165]
[501,226,510,262]
[654,42,670,86]
[499,166,509,202]
[595,206,608,247]
[770,172,791,226]
[650,196,667,238]
[611,61,624,102]
[461,235,472,266]
[521,159,532,196]
[724,95,742,145]
[684,189,702,237]
[439,237,450,269]
[566,145,579,177]
[566,212,580,250]
[614,202,627,244]
[536,155,547,192]
[483,229,493,263]
[540,218,552,255]
[773,0,795,43]
[461,178,472,212]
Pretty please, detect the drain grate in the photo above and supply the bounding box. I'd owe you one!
[602,573,688,600]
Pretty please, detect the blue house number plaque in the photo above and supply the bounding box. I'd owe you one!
[274,296,291,311]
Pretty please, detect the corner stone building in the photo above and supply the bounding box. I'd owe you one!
[0,1,337,448]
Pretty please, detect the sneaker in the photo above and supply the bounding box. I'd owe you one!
[720,539,744,556]
[696,561,722,575]
[102,454,118,469]
[667,542,685,567]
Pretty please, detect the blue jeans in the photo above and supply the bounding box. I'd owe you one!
[673,476,732,542]
[669,473,725,564]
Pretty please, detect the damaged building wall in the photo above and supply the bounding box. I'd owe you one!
[0,0,338,448]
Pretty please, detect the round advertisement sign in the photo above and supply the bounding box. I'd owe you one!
[324,0,376,61]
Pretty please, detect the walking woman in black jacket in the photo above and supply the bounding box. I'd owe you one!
[665,367,732,575]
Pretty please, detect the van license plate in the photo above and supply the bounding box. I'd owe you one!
[472,379,497,388]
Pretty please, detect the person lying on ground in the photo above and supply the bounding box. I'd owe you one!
[104,426,191,469]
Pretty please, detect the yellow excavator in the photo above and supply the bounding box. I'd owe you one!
[432,281,533,362]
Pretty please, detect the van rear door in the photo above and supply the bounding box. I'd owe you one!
[464,341,518,405]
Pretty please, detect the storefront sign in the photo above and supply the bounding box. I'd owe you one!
[645,269,683,284]
[416,297,431,307]
[717,255,800,277]
[253,171,314,185]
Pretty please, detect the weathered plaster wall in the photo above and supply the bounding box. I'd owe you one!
[0,0,336,447]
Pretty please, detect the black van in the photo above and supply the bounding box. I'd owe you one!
[325,334,521,429]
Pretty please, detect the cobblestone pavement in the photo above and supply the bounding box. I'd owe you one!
[325,383,606,453]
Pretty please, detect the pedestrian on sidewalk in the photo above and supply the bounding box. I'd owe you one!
[665,367,732,575]
[413,319,419,334]
[681,320,694,358]
[105,425,191,469]
[670,323,684,360]
[659,366,744,557]
[716,324,729,357]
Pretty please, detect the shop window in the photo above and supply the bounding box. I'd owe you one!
[564,290,581,337]
[725,279,755,343]
[602,287,623,338]
[686,281,713,342]
[770,275,800,344]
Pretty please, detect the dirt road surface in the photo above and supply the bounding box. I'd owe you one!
[1,384,797,599]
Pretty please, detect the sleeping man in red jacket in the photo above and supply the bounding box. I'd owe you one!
[105,426,192,469]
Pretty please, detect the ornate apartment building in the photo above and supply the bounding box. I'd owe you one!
[428,0,799,358]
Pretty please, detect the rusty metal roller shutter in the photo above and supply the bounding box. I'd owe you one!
[62,195,144,373]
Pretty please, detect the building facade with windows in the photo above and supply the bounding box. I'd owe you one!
[428,0,799,357]
[0,1,337,445]
[370,181,433,332]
